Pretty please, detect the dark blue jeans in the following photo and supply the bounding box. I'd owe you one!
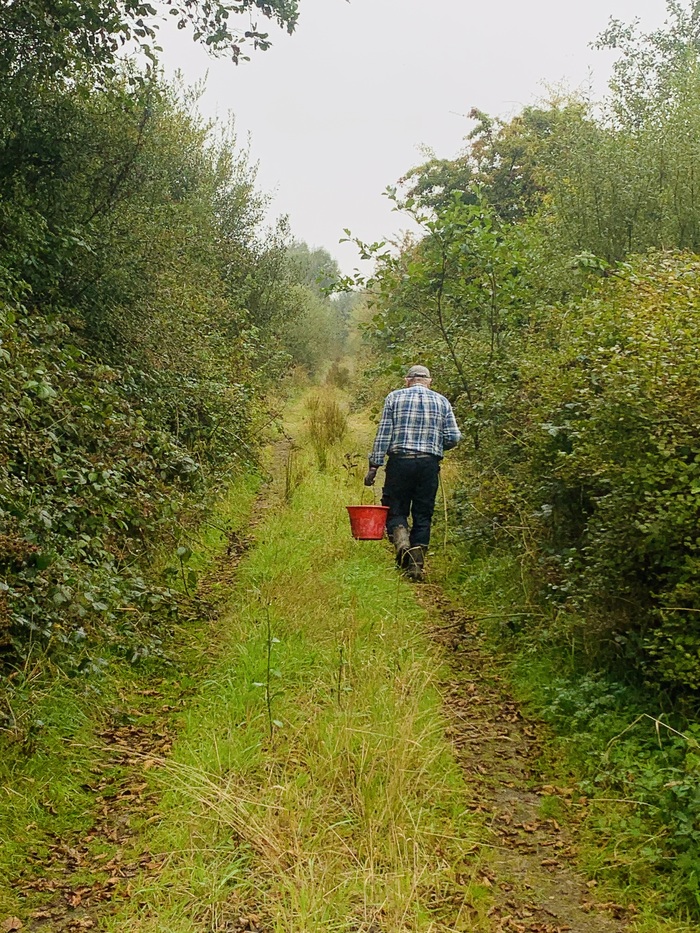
[381,455,440,548]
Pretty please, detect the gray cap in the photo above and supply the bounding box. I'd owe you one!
[406,364,431,379]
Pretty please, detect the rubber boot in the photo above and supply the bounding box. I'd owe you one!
[392,525,410,568]
[405,545,426,582]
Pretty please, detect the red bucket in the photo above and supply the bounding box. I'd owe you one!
[346,505,389,540]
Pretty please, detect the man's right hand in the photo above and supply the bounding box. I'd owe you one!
[364,466,378,487]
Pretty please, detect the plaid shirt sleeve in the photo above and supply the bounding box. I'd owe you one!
[443,401,461,449]
[369,395,395,466]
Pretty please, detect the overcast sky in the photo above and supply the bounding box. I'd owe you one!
[159,0,668,273]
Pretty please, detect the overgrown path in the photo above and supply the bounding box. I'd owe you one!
[3,390,659,932]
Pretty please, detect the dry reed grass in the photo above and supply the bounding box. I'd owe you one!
[306,391,348,471]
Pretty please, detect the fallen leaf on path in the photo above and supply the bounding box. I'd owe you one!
[1,919,23,932]
[582,900,628,918]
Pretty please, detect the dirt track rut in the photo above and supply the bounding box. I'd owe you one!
[423,588,633,933]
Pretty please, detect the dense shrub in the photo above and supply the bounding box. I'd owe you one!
[0,301,186,665]
[468,254,700,690]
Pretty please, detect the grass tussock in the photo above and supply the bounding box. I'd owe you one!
[283,445,306,503]
[106,389,479,932]
[306,391,348,471]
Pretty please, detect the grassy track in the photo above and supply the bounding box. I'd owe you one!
[101,389,479,931]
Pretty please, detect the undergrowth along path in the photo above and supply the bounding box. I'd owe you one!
[1,473,262,932]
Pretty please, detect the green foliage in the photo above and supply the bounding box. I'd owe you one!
[0,69,308,668]
[345,188,539,449]
[398,2,700,264]
[402,104,574,223]
[464,254,700,691]
[597,0,700,126]
[544,4,700,259]
[0,0,300,88]
[278,284,346,375]
[0,468,261,920]
[0,301,182,666]
[535,670,700,915]
[287,241,341,296]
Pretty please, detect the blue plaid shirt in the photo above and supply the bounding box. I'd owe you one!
[369,385,461,466]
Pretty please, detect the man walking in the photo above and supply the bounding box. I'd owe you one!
[364,365,461,581]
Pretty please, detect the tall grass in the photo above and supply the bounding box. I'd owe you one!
[283,445,305,502]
